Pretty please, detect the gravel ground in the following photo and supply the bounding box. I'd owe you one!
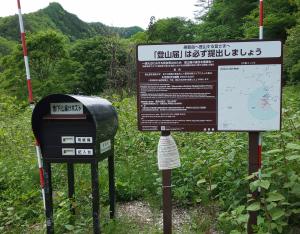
[117,201,218,233]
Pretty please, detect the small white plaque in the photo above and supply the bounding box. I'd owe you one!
[61,136,75,144]
[50,102,83,115]
[62,148,75,156]
[100,140,111,154]
[76,149,93,156]
[76,137,93,144]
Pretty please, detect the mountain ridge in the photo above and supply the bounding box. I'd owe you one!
[0,2,143,41]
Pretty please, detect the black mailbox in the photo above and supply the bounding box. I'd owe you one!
[32,94,118,163]
[31,94,118,233]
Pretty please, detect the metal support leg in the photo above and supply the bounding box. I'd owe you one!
[248,132,260,234]
[160,130,172,234]
[91,162,100,234]
[44,162,54,234]
[67,163,75,215]
[162,169,172,234]
[108,152,116,219]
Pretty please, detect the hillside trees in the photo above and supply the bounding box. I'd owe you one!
[0,3,143,42]
[0,29,133,100]
[0,37,16,57]
[0,30,82,99]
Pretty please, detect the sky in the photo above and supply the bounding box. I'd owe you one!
[0,0,198,29]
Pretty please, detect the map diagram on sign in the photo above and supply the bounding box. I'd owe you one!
[218,64,281,131]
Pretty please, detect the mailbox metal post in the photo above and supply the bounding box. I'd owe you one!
[67,163,75,215]
[108,147,116,219]
[44,162,54,234]
[91,161,100,234]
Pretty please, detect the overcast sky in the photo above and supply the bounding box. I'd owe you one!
[1,0,198,29]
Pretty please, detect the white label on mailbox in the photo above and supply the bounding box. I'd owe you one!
[76,137,93,144]
[76,149,93,156]
[62,148,75,155]
[50,102,83,115]
[100,140,111,154]
[61,136,75,144]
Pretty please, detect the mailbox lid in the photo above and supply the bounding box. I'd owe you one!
[32,94,118,142]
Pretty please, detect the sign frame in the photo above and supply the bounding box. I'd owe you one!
[136,40,283,132]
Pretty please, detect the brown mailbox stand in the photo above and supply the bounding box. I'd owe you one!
[32,94,118,234]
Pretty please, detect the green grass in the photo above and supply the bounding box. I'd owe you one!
[0,85,299,233]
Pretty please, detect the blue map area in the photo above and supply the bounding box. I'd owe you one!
[248,87,278,120]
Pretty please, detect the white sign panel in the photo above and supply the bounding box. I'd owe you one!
[76,137,93,144]
[50,102,83,115]
[100,140,111,154]
[76,149,93,156]
[138,41,281,61]
[62,148,75,156]
[218,64,281,131]
[61,136,75,144]
[157,135,181,170]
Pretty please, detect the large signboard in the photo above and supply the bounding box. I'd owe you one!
[137,40,282,132]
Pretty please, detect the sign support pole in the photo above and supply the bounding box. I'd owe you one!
[248,132,260,233]
[258,0,264,185]
[248,1,264,233]
[161,131,172,234]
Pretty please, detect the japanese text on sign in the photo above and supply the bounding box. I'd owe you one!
[138,41,281,61]
[50,102,83,115]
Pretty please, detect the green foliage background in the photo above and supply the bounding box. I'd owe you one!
[0,0,299,233]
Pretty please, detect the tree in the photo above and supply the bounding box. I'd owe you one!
[27,30,67,81]
[194,0,214,20]
[0,45,27,99]
[0,37,15,57]
[70,36,128,95]
[194,0,257,40]
[147,17,196,43]
[129,31,148,44]
[284,1,300,83]
[0,30,82,100]
[107,37,127,93]
[242,0,298,41]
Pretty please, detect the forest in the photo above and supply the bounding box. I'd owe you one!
[0,0,299,233]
